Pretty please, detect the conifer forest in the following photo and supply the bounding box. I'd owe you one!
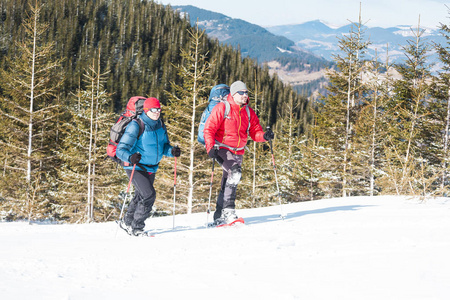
[1,0,450,223]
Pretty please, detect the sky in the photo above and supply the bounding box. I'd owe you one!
[1,195,450,299]
[157,0,449,29]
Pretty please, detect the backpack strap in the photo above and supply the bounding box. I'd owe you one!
[245,106,250,134]
[133,118,145,139]
[223,101,231,120]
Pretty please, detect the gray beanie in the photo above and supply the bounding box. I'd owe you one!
[230,80,248,96]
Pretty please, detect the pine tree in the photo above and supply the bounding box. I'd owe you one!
[383,17,434,196]
[353,49,391,196]
[164,24,212,214]
[432,6,450,194]
[273,90,308,202]
[56,51,116,223]
[0,0,63,221]
[314,8,370,198]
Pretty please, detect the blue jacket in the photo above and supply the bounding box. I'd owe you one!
[116,112,173,173]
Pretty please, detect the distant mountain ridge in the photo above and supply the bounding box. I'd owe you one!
[266,20,445,69]
[172,5,446,79]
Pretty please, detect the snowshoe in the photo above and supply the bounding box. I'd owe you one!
[117,219,133,235]
[209,208,245,228]
[132,228,155,237]
[215,217,245,228]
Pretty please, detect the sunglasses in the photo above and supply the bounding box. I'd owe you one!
[149,108,161,113]
[236,91,248,95]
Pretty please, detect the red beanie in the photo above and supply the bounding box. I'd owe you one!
[143,97,161,112]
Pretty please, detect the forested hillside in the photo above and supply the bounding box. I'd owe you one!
[0,0,306,120]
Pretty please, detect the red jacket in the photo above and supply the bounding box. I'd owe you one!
[204,94,266,155]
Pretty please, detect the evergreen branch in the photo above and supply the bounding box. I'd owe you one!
[0,109,28,126]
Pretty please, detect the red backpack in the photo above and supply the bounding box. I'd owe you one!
[106,96,146,163]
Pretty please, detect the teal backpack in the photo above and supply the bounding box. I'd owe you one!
[197,84,250,147]
[197,84,231,145]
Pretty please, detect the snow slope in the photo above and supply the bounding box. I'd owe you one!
[1,196,450,300]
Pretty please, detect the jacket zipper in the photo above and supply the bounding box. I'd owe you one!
[156,120,160,159]
[236,107,243,153]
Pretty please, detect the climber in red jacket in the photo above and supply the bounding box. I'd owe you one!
[204,80,274,225]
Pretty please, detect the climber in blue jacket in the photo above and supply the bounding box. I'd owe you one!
[116,97,181,236]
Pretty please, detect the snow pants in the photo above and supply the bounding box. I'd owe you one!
[214,149,243,220]
[124,169,156,230]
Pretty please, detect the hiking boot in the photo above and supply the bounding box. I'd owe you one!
[118,219,133,235]
[216,208,238,225]
[132,228,146,236]
[213,206,222,222]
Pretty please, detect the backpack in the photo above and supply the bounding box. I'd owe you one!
[106,96,146,163]
[197,84,251,146]
[197,84,230,145]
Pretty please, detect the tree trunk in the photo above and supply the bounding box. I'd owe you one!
[27,2,39,184]
[441,87,450,191]
[87,63,95,222]
[187,32,200,215]
[343,54,352,198]
[370,90,378,196]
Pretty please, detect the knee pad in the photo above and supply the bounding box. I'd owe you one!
[226,164,242,187]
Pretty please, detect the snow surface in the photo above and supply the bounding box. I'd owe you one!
[1,196,450,300]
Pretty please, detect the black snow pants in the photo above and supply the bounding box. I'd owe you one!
[124,169,156,230]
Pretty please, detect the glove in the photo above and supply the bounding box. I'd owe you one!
[129,152,141,165]
[263,129,274,141]
[171,146,181,157]
[208,147,219,159]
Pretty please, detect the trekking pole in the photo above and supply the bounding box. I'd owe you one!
[115,163,137,237]
[267,126,286,219]
[206,145,219,226]
[172,155,177,230]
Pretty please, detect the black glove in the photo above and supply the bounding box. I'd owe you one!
[263,129,274,141]
[171,146,181,157]
[129,152,141,165]
[208,147,219,159]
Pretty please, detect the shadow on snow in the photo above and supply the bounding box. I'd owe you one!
[244,205,371,225]
[152,205,371,235]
